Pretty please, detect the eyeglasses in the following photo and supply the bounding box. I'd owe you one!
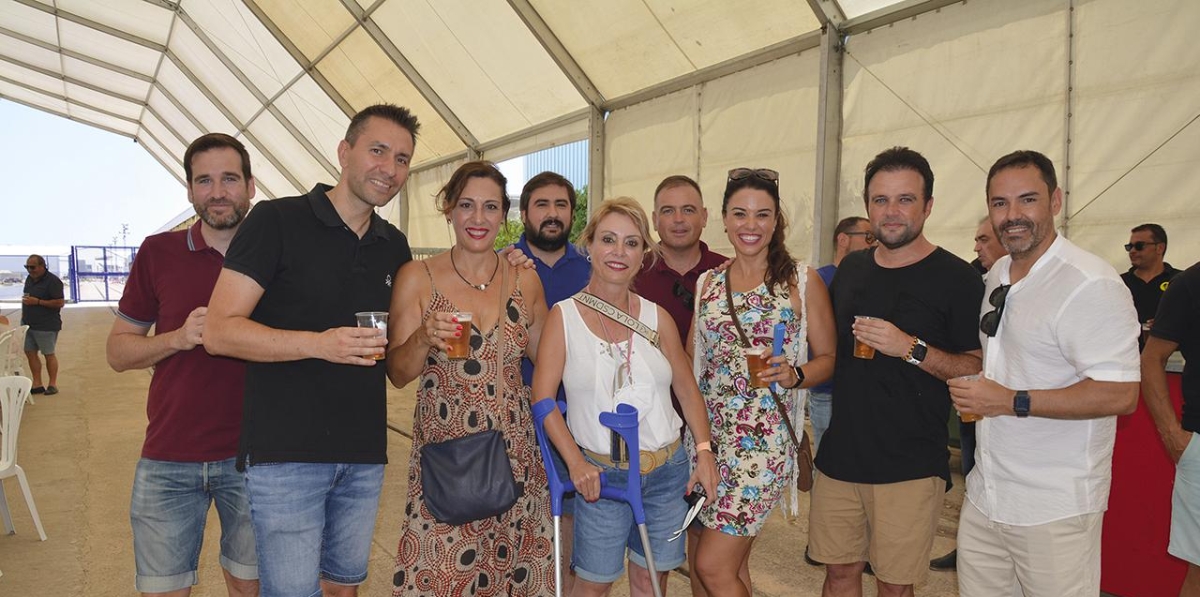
[727,168,779,185]
[844,231,877,244]
[979,284,1012,337]
[672,279,695,311]
[23,265,37,271]
[1124,241,1162,252]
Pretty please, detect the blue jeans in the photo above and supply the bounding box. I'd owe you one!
[572,444,689,584]
[130,457,257,593]
[808,390,832,451]
[244,462,384,597]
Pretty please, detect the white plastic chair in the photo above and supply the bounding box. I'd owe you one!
[0,376,46,541]
[0,327,30,404]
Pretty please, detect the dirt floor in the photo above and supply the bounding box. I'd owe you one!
[0,305,965,595]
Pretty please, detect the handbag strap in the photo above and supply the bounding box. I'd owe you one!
[571,292,660,349]
[495,265,507,404]
[723,272,803,450]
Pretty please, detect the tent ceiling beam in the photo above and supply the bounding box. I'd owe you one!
[339,0,481,150]
[506,0,605,109]
[0,73,140,126]
[475,107,590,156]
[0,26,155,83]
[812,27,844,266]
[165,53,306,193]
[0,54,144,105]
[172,9,339,179]
[603,30,822,112]
[137,138,188,187]
[0,93,136,141]
[240,0,357,118]
[15,0,166,52]
[841,0,965,36]
[806,0,848,29]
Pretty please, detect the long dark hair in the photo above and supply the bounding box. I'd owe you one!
[722,174,796,295]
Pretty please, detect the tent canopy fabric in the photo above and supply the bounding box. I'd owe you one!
[1,0,1198,266]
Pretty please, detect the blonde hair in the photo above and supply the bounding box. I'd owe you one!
[576,197,660,268]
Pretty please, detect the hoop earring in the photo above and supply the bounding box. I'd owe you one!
[586,254,592,263]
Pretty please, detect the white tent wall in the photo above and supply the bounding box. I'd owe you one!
[839,0,1069,260]
[604,51,820,260]
[401,159,467,249]
[1068,0,1200,268]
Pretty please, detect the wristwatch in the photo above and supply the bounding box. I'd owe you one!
[785,365,806,389]
[904,337,928,365]
[1013,390,1031,418]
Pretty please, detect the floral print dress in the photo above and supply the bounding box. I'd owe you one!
[691,267,808,536]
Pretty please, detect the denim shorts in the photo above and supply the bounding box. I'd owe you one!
[130,457,258,593]
[1171,433,1200,564]
[571,443,689,584]
[244,462,384,597]
[24,329,57,354]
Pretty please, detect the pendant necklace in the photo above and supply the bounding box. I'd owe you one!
[451,247,500,291]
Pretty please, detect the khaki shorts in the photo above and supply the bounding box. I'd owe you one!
[808,474,943,586]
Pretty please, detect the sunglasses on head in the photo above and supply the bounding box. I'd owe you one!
[979,284,1012,337]
[727,168,779,185]
[672,279,695,311]
[1124,241,1161,252]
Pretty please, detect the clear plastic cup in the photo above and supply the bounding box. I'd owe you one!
[446,312,473,360]
[354,311,388,361]
[853,316,877,359]
[953,374,983,422]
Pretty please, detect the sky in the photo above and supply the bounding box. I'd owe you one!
[0,100,191,249]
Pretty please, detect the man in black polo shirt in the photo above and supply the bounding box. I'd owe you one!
[1121,223,1181,347]
[206,104,418,597]
[809,147,984,595]
[21,254,66,395]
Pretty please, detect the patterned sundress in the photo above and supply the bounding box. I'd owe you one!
[392,265,554,596]
[691,267,808,536]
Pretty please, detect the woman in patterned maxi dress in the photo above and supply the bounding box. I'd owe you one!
[387,162,553,596]
[688,169,836,597]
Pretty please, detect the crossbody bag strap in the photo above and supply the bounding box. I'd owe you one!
[571,292,660,349]
[723,274,803,449]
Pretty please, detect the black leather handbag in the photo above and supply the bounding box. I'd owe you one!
[419,265,521,525]
[421,429,521,525]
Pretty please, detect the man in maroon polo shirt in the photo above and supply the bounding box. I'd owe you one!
[107,133,258,597]
[634,174,727,597]
[635,175,727,340]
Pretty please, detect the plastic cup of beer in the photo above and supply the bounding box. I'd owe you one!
[746,346,772,388]
[354,311,388,361]
[853,316,877,359]
[953,374,983,422]
[446,312,473,360]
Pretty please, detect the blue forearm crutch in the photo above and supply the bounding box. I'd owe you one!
[531,399,665,597]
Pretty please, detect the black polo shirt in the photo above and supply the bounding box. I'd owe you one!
[1121,263,1182,323]
[815,247,984,486]
[1150,263,1199,432]
[224,184,412,467]
[21,271,64,331]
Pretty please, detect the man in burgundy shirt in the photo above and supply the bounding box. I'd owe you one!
[635,175,727,341]
[634,174,727,597]
[107,133,258,597]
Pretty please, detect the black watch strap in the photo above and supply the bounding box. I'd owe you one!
[786,365,806,389]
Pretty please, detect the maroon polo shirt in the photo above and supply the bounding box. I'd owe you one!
[118,221,245,462]
[635,241,728,343]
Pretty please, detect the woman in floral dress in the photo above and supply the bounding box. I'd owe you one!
[689,168,836,597]
[387,161,553,596]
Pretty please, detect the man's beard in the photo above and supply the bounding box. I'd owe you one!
[998,217,1044,258]
[525,218,568,252]
[196,201,249,230]
[873,219,922,250]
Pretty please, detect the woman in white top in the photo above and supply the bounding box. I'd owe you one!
[533,197,718,597]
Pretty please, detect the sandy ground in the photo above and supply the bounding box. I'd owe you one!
[0,305,964,595]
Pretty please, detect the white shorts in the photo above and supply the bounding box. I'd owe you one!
[1170,432,1200,565]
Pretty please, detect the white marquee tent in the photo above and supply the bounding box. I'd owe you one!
[1,0,1197,267]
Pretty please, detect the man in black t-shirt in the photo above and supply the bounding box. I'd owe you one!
[809,147,984,595]
[1142,261,1200,589]
[206,104,418,597]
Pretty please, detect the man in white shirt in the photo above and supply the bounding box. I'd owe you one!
[949,150,1140,596]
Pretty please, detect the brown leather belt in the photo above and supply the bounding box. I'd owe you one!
[581,438,682,475]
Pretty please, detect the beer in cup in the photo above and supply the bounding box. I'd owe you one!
[354,311,388,361]
[953,374,983,422]
[746,346,771,388]
[446,312,473,360]
[853,315,877,359]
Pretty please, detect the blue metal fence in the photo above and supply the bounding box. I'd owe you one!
[69,245,137,302]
